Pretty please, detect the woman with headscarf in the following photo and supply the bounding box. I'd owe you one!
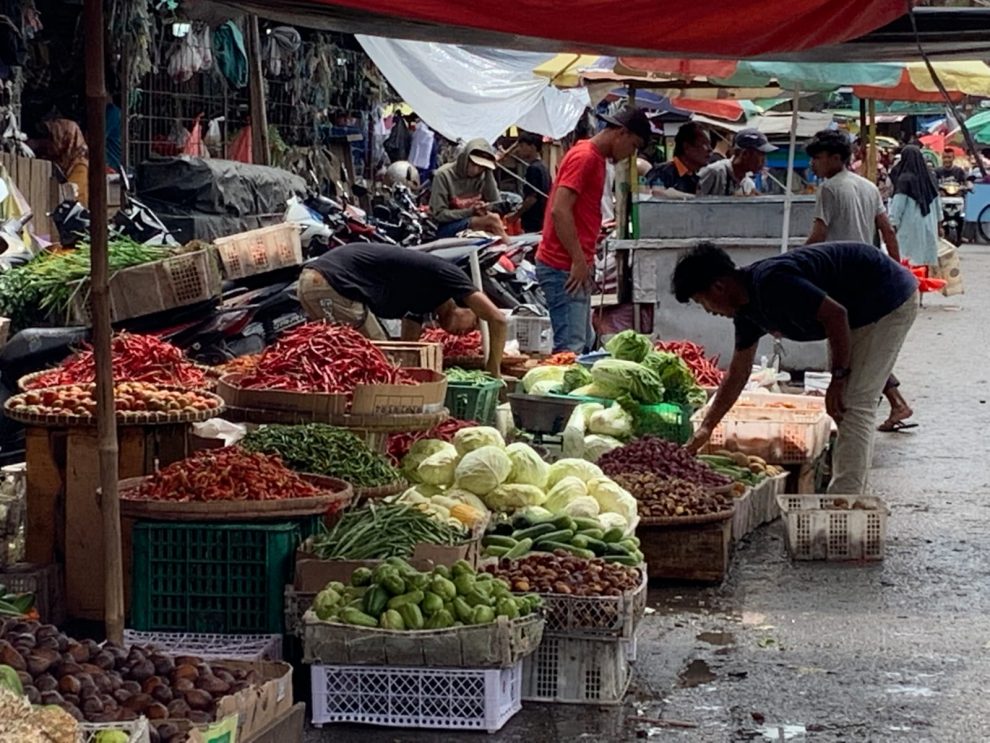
[887,145,941,268]
[44,119,90,208]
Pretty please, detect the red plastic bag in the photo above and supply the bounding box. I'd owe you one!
[229,124,253,163]
[901,260,946,294]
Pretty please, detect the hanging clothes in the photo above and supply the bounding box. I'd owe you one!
[264,26,301,78]
[213,20,248,89]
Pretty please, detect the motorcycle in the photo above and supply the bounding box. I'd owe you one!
[285,190,398,257]
[939,179,967,246]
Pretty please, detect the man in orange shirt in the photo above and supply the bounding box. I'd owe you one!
[536,108,650,352]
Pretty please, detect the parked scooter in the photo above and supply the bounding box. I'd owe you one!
[939,178,967,246]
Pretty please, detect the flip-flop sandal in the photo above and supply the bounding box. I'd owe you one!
[878,420,919,432]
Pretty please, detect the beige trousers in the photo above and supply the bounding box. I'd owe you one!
[297,268,387,340]
[828,293,918,495]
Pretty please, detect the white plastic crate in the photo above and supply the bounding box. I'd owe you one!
[509,314,553,355]
[122,630,282,661]
[778,494,887,561]
[310,662,522,733]
[693,393,831,464]
[522,635,631,705]
[78,717,150,743]
[214,223,303,279]
[535,565,647,639]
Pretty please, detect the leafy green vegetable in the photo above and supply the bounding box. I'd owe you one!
[604,330,653,363]
[642,351,705,406]
[561,365,592,393]
[590,358,664,404]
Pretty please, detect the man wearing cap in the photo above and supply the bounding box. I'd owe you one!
[646,122,712,198]
[430,138,509,240]
[698,129,776,196]
[536,108,651,353]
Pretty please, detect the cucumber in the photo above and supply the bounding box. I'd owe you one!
[572,517,602,531]
[579,528,605,540]
[483,545,510,558]
[539,541,596,559]
[511,523,557,541]
[619,538,640,552]
[626,536,641,547]
[551,515,576,532]
[603,554,641,566]
[483,535,518,549]
[602,527,625,543]
[571,534,590,549]
[534,529,575,546]
[582,537,610,556]
[503,538,534,560]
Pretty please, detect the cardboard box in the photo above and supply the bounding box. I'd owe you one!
[218,368,447,419]
[373,340,444,372]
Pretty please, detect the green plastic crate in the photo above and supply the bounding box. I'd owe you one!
[131,521,302,634]
[445,379,502,425]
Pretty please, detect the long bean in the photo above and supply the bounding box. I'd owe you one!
[309,502,464,559]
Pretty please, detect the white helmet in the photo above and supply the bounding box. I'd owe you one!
[385,161,421,191]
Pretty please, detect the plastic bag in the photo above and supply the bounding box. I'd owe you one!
[182,115,208,158]
[562,403,603,458]
[229,124,253,163]
[588,405,633,438]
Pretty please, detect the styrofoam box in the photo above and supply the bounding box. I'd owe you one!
[310,662,522,733]
[778,494,887,561]
[522,634,631,705]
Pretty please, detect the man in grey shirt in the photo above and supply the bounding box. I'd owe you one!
[804,129,914,433]
[698,128,776,196]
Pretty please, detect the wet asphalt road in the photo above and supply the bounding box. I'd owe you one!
[304,245,989,743]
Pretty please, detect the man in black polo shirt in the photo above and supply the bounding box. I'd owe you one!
[299,243,507,376]
[646,122,711,198]
[672,241,918,494]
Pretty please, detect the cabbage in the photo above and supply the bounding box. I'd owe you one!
[587,477,639,524]
[505,442,549,488]
[642,351,703,405]
[397,484,444,505]
[561,365,592,393]
[453,426,505,456]
[522,365,569,393]
[544,476,588,512]
[597,511,629,532]
[528,380,562,396]
[485,483,547,512]
[401,440,457,483]
[454,445,513,495]
[591,358,664,404]
[582,434,624,463]
[588,405,633,438]
[545,458,604,490]
[417,448,459,486]
[561,495,601,519]
[605,330,653,363]
[569,382,621,399]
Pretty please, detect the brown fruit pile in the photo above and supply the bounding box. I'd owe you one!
[613,472,734,518]
[483,552,641,596]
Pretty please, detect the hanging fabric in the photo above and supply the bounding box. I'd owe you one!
[264,26,302,79]
[213,20,249,89]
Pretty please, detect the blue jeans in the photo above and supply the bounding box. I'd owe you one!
[536,261,594,354]
[436,217,471,239]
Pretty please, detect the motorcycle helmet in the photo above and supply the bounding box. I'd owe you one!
[385,161,421,191]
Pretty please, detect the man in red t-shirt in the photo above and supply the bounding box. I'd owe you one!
[536,108,651,352]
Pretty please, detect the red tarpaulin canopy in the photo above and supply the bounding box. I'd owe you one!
[222,0,907,57]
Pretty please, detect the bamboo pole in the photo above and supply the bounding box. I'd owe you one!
[780,88,799,253]
[867,98,877,184]
[246,16,271,166]
[83,0,123,643]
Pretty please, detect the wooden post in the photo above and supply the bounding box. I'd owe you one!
[246,16,271,167]
[83,0,123,644]
[780,88,800,253]
[119,47,130,173]
[867,98,877,184]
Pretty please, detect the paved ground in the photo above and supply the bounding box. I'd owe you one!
[306,244,989,742]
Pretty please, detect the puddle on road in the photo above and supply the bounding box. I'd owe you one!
[696,631,735,646]
[678,659,717,687]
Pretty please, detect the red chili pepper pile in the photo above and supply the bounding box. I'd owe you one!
[654,340,724,386]
[421,327,482,358]
[237,322,413,394]
[543,351,577,366]
[386,417,477,464]
[128,447,323,502]
[26,332,206,390]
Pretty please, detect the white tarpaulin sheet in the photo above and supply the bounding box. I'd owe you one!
[357,36,590,143]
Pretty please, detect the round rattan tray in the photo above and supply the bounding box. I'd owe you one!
[118,473,353,522]
[221,404,448,433]
[18,366,218,392]
[353,479,408,501]
[638,508,735,527]
[4,385,226,428]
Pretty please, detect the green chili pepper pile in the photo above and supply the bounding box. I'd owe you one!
[307,502,465,560]
[0,239,175,330]
[240,424,401,488]
[310,557,542,630]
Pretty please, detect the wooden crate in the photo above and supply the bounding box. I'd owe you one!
[638,517,732,583]
[0,153,58,239]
